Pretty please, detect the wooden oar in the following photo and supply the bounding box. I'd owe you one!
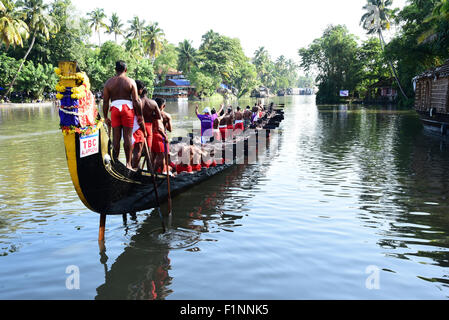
[164,140,172,215]
[142,126,166,233]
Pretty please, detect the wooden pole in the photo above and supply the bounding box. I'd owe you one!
[164,141,172,215]
[98,213,106,242]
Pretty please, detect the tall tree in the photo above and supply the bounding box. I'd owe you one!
[107,12,123,44]
[360,0,408,99]
[4,0,58,98]
[127,15,145,49]
[87,8,107,46]
[142,22,164,60]
[0,0,29,49]
[177,39,197,73]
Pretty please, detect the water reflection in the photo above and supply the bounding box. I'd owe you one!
[95,153,280,299]
[316,105,449,290]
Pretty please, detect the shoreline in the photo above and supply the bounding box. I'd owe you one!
[0,102,56,108]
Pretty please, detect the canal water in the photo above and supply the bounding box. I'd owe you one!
[1,96,449,299]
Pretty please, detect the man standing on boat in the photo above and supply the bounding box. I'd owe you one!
[195,105,214,144]
[234,106,244,135]
[152,98,172,174]
[103,61,142,169]
[131,80,162,170]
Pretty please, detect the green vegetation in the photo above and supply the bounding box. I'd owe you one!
[0,0,307,102]
[298,0,449,106]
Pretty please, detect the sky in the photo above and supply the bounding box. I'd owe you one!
[71,0,408,63]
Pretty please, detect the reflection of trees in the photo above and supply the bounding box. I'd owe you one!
[315,106,449,273]
[0,106,73,242]
[95,145,281,300]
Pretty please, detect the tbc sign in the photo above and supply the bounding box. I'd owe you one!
[80,131,99,158]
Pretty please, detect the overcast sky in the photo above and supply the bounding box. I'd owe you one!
[72,0,407,63]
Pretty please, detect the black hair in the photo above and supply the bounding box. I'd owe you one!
[115,60,127,73]
[155,97,166,108]
[211,108,216,115]
[236,106,241,111]
[135,80,147,96]
[246,106,250,109]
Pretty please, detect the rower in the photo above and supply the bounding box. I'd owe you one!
[103,61,142,169]
[131,80,162,170]
[243,106,252,129]
[153,98,172,174]
[234,106,244,134]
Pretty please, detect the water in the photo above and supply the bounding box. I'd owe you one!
[1,96,449,299]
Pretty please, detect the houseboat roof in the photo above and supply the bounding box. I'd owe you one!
[414,60,449,81]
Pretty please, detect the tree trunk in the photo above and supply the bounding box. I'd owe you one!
[98,31,101,47]
[378,30,408,100]
[2,33,36,99]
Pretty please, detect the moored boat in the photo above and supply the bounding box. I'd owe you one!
[413,60,449,136]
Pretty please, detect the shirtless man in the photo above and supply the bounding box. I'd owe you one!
[219,107,234,141]
[131,80,162,169]
[152,97,172,174]
[103,61,142,169]
[233,106,244,134]
[243,106,252,129]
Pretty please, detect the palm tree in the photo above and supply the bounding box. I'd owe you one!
[87,8,107,46]
[360,0,408,99]
[0,0,29,50]
[177,39,197,73]
[142,22,164,60]
[200,29,219,50]
[127,15,145,46]
[107,12,123,43]
[3,0,58,98]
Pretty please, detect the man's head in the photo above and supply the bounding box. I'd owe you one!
[227,107,232,114]
[203,107,211,114]
[236,106,241,111]
[211,108,217,115]
[136,80,146,96]
[115,60,127,74]
[246,106,250,110]
[155,97,166,109]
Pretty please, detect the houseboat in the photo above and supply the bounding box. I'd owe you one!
[413,60,449,136]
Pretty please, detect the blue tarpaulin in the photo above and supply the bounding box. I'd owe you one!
[0,87,4,90]
[168,79,191,86]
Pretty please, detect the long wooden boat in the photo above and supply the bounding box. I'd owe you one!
[55,62,284,239]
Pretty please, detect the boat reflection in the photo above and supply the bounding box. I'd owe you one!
[95,132,282,300]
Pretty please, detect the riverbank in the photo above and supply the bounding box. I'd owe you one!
[0,102,56,108]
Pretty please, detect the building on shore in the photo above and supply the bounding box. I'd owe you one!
[364,78,398,104]
[152,68,195,101]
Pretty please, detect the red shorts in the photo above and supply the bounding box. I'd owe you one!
[152,132,165,153]
[192,164,202,172]
[133,122,153,149]
[234,122,244,131]
[110,104,134,128]
[176,164,193,174]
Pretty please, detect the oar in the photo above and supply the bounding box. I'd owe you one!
[141,124,166,233]
[164,140,172,216]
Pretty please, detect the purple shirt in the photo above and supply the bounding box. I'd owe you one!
[197,114,213,135]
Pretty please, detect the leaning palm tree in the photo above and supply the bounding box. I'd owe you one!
[142,22,164,61]
[360,0,408,99]
[177,39,197,74]
[87,8,107,46]
[107,12,123,44]
[3,0,58,98]
[0,0,29,50]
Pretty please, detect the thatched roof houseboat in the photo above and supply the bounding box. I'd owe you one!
[413,60,449,135]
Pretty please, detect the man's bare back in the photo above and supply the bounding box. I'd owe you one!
[235,111,243,121]
[141,96,161,123]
